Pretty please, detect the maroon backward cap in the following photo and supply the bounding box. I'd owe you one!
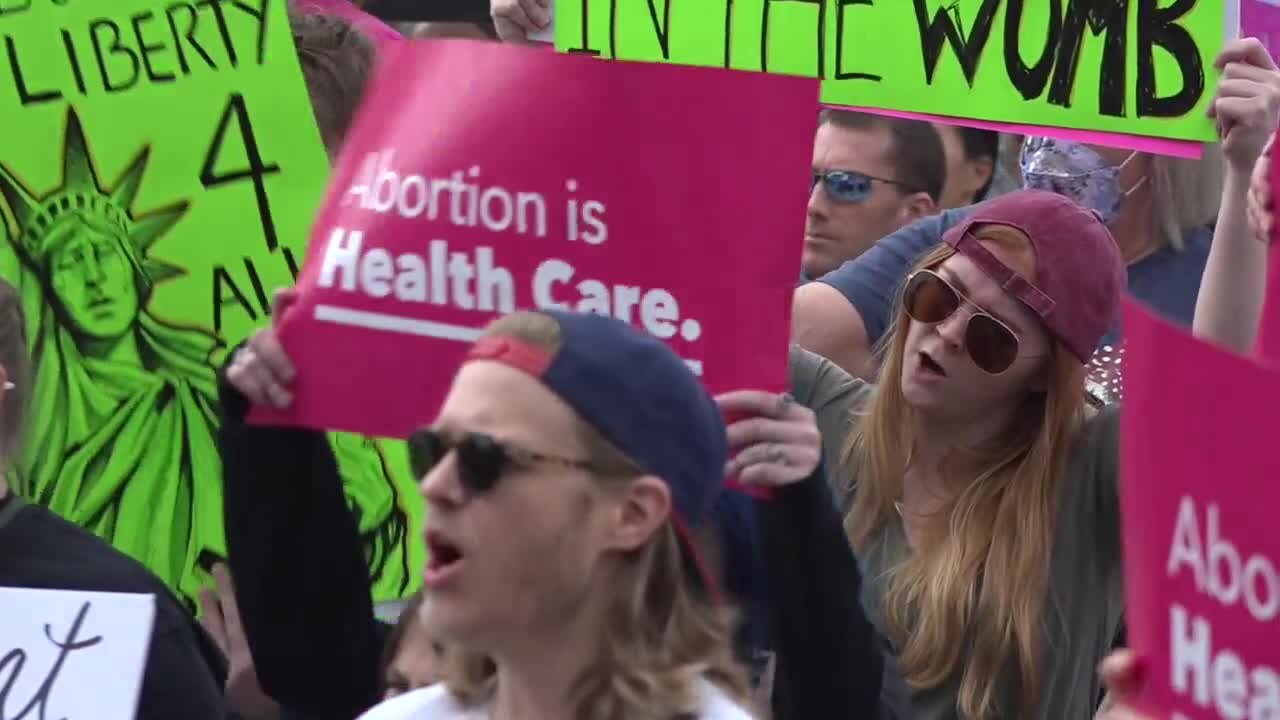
[940,189,1126,364]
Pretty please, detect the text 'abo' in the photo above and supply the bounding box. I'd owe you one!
[1165,497,1280,720]
[314,229,704,358]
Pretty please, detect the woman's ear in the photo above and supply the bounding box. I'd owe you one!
[601,476,671,553]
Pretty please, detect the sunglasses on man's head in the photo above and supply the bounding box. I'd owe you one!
[811,169,919,204]
[407,428,593,494]
[902,269,1040,375]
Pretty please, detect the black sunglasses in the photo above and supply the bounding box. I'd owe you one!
[811,169,920,203]
[407,429,593,494]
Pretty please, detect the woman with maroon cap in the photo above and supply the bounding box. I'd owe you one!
[782,188,1136,719]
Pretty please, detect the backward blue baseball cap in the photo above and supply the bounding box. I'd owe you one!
[463,309,728,595]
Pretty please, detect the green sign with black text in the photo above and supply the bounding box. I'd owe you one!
[0,0,424,608]
[557,0,1228,142]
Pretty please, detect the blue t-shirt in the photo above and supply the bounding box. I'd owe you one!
[816,204,1213,349]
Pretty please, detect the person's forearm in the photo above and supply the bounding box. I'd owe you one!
[218,369,385,719]
[759,466,890,718]
[1194,166,1268,352]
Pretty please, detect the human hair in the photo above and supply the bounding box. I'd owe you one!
[843,227,1089,719]
[438,311,752,720]
[958,128,1000,200]
[818,109,946,203]
[289,8,375,154]
[0,279,27,461]
[1150,145,1223,251]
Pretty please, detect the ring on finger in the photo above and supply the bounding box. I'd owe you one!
[765,443,789,466]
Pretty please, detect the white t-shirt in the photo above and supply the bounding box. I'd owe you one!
[358,678,755,720]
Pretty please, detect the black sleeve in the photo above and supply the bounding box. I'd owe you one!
[759,463,906,720]
[363,0,488,22]
[137,623,228,720]
[218,355,389,720]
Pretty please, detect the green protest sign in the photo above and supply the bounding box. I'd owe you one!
[556,0,1227,142]
[0,0,424,608]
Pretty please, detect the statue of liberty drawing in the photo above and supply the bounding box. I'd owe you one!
[0,105,412,607]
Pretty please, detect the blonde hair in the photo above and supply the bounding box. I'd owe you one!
[438,311,753,720]
[844,227,1088,719]
[1150,146,1222,251]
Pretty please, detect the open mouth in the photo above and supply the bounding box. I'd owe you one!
[425,531,463,573]
[919,352,947,377]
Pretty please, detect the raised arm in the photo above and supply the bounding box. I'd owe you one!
[219,321,388,719]
[1193,39,1280,352]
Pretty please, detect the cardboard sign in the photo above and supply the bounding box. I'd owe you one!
[0,0,422,608]
[0,587,155,720]
[557,0,1232,143]
[1121,301,1280,720]
[254,39,817,439]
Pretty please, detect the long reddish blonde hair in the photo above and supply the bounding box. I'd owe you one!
[844,225,1090,718]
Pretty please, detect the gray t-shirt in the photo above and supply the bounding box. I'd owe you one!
[789,347,1124,719]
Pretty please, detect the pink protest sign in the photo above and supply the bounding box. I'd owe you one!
[1243,0,1280,61]
[1121,300,1280,719]
[252,40,818,439]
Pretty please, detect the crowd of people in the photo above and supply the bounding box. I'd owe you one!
[3,0,1280,718]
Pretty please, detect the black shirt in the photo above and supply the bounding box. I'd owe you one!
[0,493,228,720]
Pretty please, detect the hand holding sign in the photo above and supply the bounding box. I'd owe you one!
[490,0,551,42]
[226,290,299,410]
[718,391,821,488]
[1210,38,1280,174]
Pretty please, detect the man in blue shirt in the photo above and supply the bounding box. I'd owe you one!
[800,111,946,283]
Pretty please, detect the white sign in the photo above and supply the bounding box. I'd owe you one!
[0,587,155,720]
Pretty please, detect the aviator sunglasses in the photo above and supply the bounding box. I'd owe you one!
[811,169,920,203]
[903,269,1039,375]
[407,428,593,493]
